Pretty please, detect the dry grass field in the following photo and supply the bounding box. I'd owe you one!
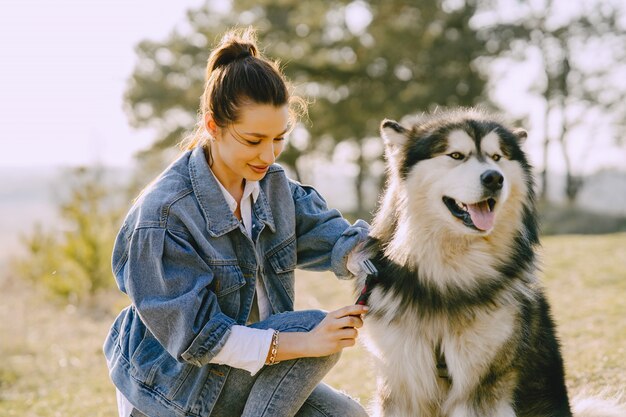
[0,233,624,415]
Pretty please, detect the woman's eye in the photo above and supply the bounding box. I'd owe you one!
[492,154,501,161]
[448,152,464,160]
[246,140,261,146]
[274,137,285,142]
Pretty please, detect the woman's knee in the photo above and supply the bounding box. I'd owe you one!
[306,352,341,383]
[293,349,341,378]
[252,309,327,333]
[320,350,341,369]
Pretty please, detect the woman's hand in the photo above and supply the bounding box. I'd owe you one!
[267,305,369,363]
[305,305,369,357]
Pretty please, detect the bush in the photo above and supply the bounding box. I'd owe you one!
[12,167,123,304]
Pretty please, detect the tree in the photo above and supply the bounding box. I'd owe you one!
[125,0,489,215]
[475,0,626,202]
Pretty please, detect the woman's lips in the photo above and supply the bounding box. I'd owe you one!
[249,164,269,173]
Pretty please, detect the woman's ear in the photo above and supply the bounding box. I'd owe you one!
[204,114,219,139]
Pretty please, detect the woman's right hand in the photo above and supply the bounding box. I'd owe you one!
[266,305,369,364]
[305,305,369,357]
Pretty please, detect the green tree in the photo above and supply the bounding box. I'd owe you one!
[125,0,488,214]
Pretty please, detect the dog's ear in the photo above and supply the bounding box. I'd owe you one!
[381,119,409,149]
[512,128,528,143]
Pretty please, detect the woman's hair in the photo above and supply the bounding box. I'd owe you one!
[179,27,306,151]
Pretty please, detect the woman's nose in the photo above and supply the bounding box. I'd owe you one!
[259,142,276,164]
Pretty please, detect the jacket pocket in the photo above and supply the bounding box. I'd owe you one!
[211,263,246,319]
[129,326,170,386]
[266,235,296,273]
[266,235,297,304]
[130,329,197,403]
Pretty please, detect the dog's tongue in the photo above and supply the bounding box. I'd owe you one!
[467,201,495,231]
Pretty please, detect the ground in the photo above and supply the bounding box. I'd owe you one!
[0,233,624,415]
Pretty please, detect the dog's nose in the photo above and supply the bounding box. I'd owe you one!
[481,170,504,192]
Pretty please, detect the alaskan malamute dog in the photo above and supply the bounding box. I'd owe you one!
[358,108,624,417]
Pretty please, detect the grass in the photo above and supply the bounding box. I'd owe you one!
[539,234,626,392]
[0,233,624,415]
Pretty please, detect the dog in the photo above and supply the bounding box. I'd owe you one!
[356,108,625,417]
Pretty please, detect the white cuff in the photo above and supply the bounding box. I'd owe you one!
[209,325,274,375]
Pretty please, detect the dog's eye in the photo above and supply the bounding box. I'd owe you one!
[448,152,464,160]
[492,154,501,162]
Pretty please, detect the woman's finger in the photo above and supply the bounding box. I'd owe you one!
[337,327,358,340]
[331,304,369,319]
[339,338,357,348]
[334,315,363,329]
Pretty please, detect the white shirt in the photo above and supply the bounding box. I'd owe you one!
[212,175,273,323]
[207,172,274,374]
[118,173,275,416]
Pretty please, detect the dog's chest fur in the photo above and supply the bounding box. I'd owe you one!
[362,283,520,417]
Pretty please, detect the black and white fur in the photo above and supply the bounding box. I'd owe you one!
[358,108,625,417]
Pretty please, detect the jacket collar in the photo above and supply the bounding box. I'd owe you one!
[253,179,276,234]
[188,146,275,237]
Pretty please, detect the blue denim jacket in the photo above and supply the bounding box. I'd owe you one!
[103,146,369,417]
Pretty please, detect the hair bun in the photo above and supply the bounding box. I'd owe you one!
[235,47,253,60]
[208,29,259,72]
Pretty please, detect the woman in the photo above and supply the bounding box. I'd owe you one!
[104,28,370,417]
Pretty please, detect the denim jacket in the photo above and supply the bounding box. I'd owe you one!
[103,146,369,417]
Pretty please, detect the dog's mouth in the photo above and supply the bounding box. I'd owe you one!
[442,196,497,231]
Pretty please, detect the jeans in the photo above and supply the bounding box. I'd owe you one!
[131,381,368,417]
[131,310,368,417]
[211,310,368,417]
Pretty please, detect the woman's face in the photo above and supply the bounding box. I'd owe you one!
[207,103,289,188]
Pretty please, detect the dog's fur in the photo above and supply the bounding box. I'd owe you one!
[357,108,624,417]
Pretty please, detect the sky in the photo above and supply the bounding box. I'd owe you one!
[0,0,205,168]
[0,0,624,174]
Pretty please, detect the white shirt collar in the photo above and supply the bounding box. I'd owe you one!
[209,168,260,213]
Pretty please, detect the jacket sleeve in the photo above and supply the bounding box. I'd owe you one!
[121,226,236,366]
[290,181,369,279]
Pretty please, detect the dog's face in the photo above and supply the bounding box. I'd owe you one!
[380,110,531,237]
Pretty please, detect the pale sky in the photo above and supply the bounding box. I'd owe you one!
[0,0,205,168]
[1,0,624,174]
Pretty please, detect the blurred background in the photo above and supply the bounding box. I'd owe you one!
[1,0,625,415]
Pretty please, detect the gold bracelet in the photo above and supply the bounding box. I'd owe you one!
[268,330,280,365]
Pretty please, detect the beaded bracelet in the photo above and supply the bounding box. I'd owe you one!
[268,330,280,365]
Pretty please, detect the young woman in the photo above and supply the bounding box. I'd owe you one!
[104,29,370,417]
